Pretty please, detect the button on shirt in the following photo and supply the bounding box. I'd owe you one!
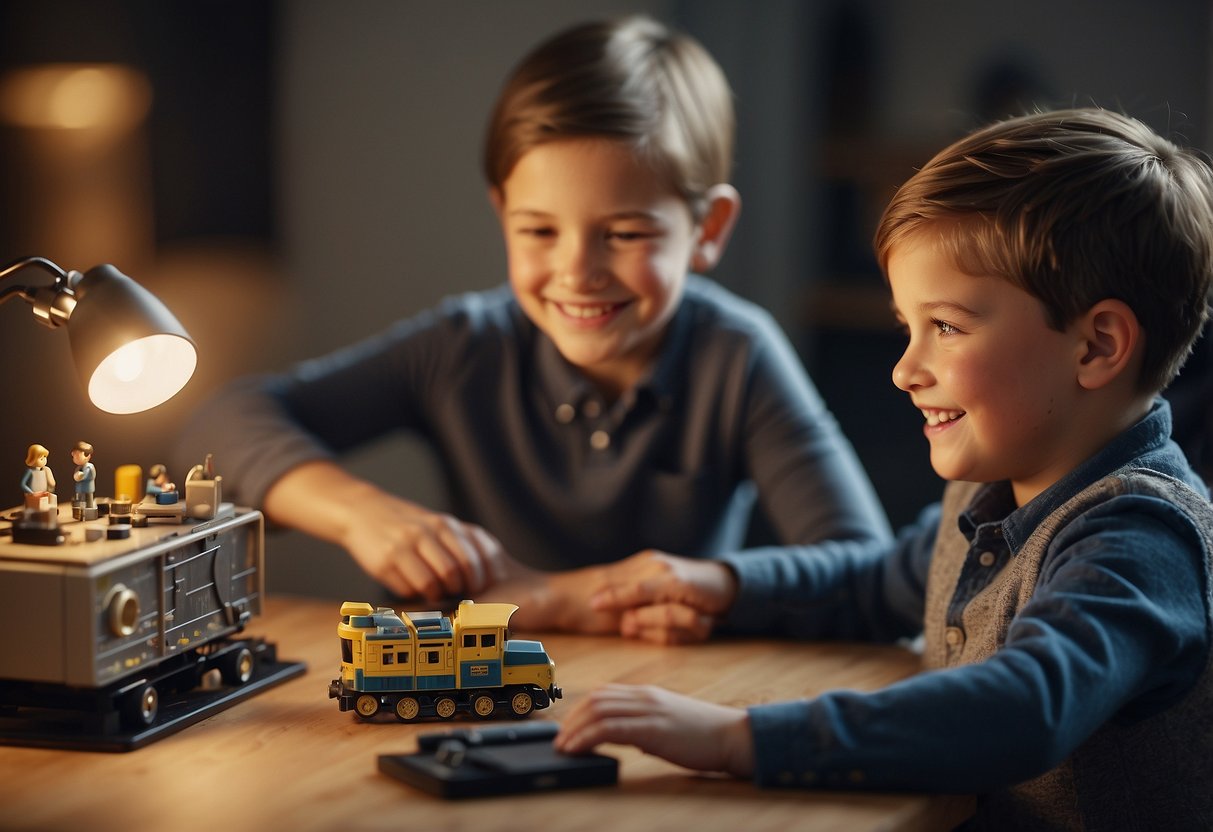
[173,277,891,570]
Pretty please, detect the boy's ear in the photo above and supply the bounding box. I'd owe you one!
[488,187,505,220]
[1075,298,1141,391]
[690,184,741,272]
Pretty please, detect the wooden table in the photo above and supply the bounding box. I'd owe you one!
[0,595,973,831]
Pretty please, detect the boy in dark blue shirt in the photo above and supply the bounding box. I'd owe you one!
[174,17,889,629]
[559,108,1213,830]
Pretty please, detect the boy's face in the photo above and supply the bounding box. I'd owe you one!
[494,139,702,396]
[888,238,1088,505]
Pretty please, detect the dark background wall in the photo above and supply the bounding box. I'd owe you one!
[1,0,1208,598]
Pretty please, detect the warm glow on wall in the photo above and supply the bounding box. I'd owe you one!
[0,64,151,133]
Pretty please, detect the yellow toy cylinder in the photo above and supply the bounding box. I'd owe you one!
[113,463,142,502]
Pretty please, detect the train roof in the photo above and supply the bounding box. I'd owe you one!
[452,600,519,629]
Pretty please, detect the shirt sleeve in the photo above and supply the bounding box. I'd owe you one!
[736,311,893,548]
[720,502,940,641]
[746,496,1211,793]
[170,301,460,508]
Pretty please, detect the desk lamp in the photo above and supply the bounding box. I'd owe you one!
[0,255,196,413]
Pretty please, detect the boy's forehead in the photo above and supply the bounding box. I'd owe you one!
[502,138,685,208]
[887,240,1031,311]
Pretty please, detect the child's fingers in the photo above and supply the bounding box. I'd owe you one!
[555,685,660,752]
[590,579,663,611]
[620,603,714,644]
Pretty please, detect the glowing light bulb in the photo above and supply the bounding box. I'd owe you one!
[109,340,147,382]
[88,334,196,414]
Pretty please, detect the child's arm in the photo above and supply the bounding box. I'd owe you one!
[589,505,939,644]
[736,304,893,548]
[563,502,1210,793]
[263,459,513,600]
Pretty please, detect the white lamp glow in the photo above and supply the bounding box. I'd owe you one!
[88,333,197,414]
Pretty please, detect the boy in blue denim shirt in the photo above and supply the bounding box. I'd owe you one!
[558,108,1213,830]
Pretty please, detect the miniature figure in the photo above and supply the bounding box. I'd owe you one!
[71,440,96,509]
[20,443,56,509]
[329,600,561,722]
[145,464,177,504]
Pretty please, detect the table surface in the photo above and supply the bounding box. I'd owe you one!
[0,595,974,832]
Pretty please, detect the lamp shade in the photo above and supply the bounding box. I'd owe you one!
[66,264,197,413]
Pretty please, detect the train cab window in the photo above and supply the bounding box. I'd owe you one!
[463,634,476,648]
[383,652,394,665]
[340,638,353,663]
[421,650,439,664]
[481,634,496,648]
[396,651,409,664]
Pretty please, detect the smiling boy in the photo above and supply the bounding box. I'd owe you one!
[492,138,737,400]
[559,108,1213,829]
[173,16,889,627]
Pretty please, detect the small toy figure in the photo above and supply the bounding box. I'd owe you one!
[20,443,56,509]
[71,441,96,509]
[145,464,175,495]
[145,464,177,504]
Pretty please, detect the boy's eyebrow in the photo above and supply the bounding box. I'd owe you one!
[890,300,982,323]
[506,208,664,222]
[918,300,981,319]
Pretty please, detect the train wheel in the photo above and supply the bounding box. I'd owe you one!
[121,682,159,728]
[435,696,457,719]
[395,697,420,722]
[220,644,255,686]
[509,689,534,718]
[472,693,496,719]
[355,694,380,718]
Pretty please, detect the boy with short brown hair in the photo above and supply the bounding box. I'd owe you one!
[561,108,1213,829]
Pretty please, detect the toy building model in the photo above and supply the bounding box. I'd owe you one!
[329,601,561,721]
[0,454,302,750]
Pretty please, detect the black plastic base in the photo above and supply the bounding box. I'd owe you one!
[0,645,306,752]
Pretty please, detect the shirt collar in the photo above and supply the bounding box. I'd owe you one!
[959,398,1173,549]
[530,287,694,418]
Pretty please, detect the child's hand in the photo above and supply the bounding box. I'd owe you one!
[263,460,518,601]
[588,550,739,643]
[483,564,715,640]
[485,566,625,634]
[342,495,512,601]
[555,683,754,779]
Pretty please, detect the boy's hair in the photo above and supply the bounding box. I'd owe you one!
[875,107,1213,393]
[483,16,734,219]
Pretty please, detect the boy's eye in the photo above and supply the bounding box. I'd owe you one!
[607,228,658,242]
[932,318,959,335]
[517,226,555,238]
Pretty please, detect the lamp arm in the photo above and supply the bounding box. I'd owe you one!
[0,255,67,283]
[0,256,78,326]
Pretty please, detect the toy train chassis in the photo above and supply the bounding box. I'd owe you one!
[329,679,559,722]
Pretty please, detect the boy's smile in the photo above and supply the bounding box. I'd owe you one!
[494,139,706,399]
[888,238,1093,506]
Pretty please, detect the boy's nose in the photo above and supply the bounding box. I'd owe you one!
[892,345,929,391]
[558,238,608,290]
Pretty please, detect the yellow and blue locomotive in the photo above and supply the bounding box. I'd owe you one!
[328,600,561,721]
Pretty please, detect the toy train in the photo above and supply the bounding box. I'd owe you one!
[328,600,561,721]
